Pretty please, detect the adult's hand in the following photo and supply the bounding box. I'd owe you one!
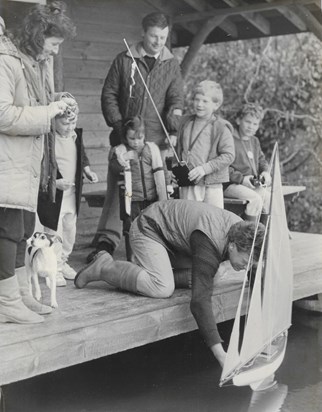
[48,100,68,118]
[242,175,255,189]
[210,343,226,368]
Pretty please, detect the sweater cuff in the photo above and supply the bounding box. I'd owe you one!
[202,163,213,175]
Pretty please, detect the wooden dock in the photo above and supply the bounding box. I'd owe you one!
[1,230,322,387]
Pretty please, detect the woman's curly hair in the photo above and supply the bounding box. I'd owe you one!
[14,1,76,58]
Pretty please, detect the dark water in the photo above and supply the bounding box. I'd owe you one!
[3,306,322,412]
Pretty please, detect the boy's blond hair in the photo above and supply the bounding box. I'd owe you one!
[193,80,223,106]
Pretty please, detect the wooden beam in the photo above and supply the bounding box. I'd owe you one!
[266,0,307,30]
[173,0,317,24]
[290,5,322,39]
[181,15,227,79]
[222,0,271,35]
[181,0,238,38]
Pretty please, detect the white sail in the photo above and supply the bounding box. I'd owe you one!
[220,144,293,388]
[262,149,293,343]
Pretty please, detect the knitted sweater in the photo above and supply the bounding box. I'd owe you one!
[229,128,269,184]
[177,115,235,185]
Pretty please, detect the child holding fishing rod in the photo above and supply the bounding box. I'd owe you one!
[109,115,172,261]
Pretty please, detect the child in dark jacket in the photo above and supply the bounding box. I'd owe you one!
[176,80,235,208]
[37,96,98,285]
[109,116,171,260]
[224,103,271,221]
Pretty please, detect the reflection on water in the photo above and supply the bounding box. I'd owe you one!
[3,307,322,412]
[243,383,288,412]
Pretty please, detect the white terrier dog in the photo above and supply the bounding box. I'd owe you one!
[25,232,61,308]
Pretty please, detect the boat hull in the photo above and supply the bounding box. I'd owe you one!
[233,332,288,390]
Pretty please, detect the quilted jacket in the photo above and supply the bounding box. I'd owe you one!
[101,42,184,149]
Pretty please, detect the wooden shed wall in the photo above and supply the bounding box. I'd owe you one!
[63,0,159,194]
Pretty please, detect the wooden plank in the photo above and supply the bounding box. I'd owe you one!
[64,77,105,96]
[62,41,123,61]
[83,131,111,149]
[291,232,322,300]
[77,113,108,131]
[76,95,105,115]
[173,0,317,24]
[63,59,112,80]
[72,23,140,44]
[82,186,305,208]
[0,231,321,386]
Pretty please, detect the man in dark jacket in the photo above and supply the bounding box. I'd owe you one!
[87,12,184,262]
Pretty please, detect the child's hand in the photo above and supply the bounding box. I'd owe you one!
[260,172,271,186]
[123,151,136,161]
[84,166,99,183]
[56,178,75,191]
[167,185,174,196]
[86,171,98,183]
[188,166,205,184]
[167,135,177,147]
[242,175,255,189]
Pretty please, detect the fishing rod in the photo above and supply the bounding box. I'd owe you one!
[123,38,180,164]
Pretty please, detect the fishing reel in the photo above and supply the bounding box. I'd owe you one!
[250,175,266,188]
[166,158,195,187]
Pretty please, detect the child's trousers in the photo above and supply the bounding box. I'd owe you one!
[179,183,224,208]
[224,184,271,217]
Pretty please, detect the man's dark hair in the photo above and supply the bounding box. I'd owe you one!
[228,221,265,262]
[141,12,170,31]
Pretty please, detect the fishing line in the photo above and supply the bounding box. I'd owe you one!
[123,39,180,164]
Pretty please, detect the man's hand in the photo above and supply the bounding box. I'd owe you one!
[188,166,206,184]
[56,178,75,191]
[210,343,226,368]
[242,175,256,189]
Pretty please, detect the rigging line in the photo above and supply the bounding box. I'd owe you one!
[123,39,180,163]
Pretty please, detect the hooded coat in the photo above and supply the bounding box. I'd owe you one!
[0,35,54,212]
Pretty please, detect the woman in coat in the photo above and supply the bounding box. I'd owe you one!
[0,1,75,324]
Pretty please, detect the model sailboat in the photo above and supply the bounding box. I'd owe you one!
[220,143,293,391]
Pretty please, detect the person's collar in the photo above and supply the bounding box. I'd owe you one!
[141,48,160,59]
[233,127,250,141]
[127,42,173,61]
[56,130,77,142]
